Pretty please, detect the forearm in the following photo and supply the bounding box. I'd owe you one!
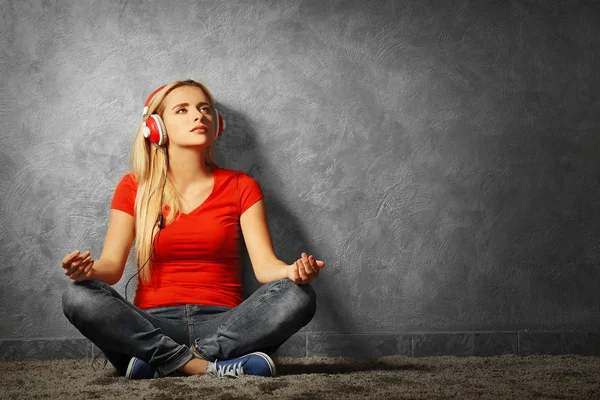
[255,259,289,284]
[87,258,122,286]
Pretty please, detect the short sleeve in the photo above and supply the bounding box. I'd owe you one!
[110,174,137,216]
[237,172,264,216]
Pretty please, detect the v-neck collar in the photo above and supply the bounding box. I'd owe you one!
[179,167,219,216]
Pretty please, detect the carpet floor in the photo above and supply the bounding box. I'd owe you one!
[1,355,599,399]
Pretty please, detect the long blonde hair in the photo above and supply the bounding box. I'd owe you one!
[130,80,219,284]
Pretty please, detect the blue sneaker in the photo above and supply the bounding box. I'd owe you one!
[205,352,276,378]
[125,357,160,379]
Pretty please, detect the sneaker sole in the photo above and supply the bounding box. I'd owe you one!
[125,357,159,379]
[248,352,277,377]
[125,358,137,379]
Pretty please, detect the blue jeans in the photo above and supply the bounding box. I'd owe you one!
[62,278,316,377]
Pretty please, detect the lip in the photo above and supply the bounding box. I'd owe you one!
[190,125,207,133]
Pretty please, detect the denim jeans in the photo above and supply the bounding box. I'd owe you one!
[62,278,316,377]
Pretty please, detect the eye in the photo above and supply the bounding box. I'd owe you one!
[176,108,187,114]
[200,106,212,113]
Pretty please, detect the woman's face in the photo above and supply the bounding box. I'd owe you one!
[161,85,215,149]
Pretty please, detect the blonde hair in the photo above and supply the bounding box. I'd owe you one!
[130,79,219,284]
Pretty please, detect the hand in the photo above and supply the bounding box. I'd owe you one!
[62,250,94,282]
[287,252,325,284]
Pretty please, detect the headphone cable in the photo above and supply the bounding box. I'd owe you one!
[124,146,169,303]
[91,147,169,373]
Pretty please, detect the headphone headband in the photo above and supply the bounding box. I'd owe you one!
[143,85,167,116]
[141,83,225,147]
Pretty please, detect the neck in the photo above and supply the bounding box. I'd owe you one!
[167,146,213,192]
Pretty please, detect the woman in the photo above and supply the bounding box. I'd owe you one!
[61,79,325,379]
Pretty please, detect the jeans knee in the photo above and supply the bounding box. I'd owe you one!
[279,279,317,324]
[300,283,317,318]
[62,280,101,320]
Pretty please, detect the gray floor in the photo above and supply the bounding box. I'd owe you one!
[1,354,599,399]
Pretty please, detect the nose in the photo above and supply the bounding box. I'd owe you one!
[195,113,209,123]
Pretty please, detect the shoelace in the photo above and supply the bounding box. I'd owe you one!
[91,351,107,372]
[215,361,245,377]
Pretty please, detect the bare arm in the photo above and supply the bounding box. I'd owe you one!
[240,199,325,284]
[90,209,135,285]
[240,199,287,283]
[62,209,135,285]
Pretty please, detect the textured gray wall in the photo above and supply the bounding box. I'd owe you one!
[1,0,599,358]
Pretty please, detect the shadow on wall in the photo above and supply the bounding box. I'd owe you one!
[215,104,365,342]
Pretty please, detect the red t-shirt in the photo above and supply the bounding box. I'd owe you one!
[110,167,263,309]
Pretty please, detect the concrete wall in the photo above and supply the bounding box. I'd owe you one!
[1,0,599,359]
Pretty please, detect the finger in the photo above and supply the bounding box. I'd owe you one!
[76,264,87,275]
[72,251,90,262]
[301,253,312,272]
[300,254,315,279]
[316,260,326,268]
[302,253,319,279]
[84,259,94,275]
[300,253,312,272]
[79,257,91,270]
[301,258,313,281]
[76,269,89,281]
[68,268,82,280]
[65,262,79,276]
[308,255,319,275]
[295,260,306,280]
[72,252,91,269]
[301,258,313,280]
[73,272,85,282]
[70,257,83,270]
[62,251,80,267]
[83,263,94,279]
[69,258,88,276]
[73,263,89,281]
[296,260,309,281]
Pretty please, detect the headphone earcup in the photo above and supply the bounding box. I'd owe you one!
[215,109,226,139]
[143,114,167,146]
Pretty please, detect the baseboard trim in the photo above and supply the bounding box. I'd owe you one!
[1,331,599,360]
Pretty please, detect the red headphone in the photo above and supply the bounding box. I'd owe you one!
[142,84,226,146]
